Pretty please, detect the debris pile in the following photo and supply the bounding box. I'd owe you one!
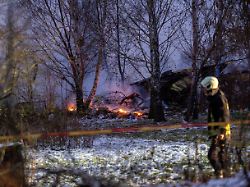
[67,91,149,120]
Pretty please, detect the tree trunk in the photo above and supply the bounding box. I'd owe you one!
[248,49,250,74]
[244,0,250,70]
[185,0,199,121]
[1,2,15,106]
[0,144,26,187]
[85,44,103,109]
[75,83,84,113]
[116,0,125,83]
[148,85,165,122]
[85,0,107,109]
[186,74,199,121]
[0,3,20,135]
[214,0,224,76]
[147,0,165,122]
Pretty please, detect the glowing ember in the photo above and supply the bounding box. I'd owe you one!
[67,102,77,112]
[133,111,143,117]
[117,108,129,115]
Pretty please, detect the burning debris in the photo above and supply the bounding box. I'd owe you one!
[66,91,148,119]
[133,111,144,117]
[67,102,77,112]
[102,91,147,119]
[117,108,129,115]
[113,108,147,119]
[119,92,144,108]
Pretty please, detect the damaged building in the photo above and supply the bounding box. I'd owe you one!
[132,62,250,111]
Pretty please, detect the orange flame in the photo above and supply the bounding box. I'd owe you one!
[67,102,77,112]
[133,111,143,117]
[117,108,129,115]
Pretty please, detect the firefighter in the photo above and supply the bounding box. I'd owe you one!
[201,76,231,178]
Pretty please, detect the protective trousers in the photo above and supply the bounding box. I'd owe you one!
[208,134,230,178]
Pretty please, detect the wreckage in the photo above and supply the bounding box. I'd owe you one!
[132,62,250,110]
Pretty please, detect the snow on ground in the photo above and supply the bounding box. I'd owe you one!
[192,171,250,187]
[149,171,250,187]
[25,121,250,187]
[27,135,211,186]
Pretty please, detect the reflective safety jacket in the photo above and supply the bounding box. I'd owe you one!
[207,89,231,137]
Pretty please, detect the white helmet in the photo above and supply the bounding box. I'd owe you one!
[201,76,219,91]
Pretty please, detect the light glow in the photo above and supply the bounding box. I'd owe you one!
[118,108,129,115]
[133,111,143,117]
[67,102,77,112]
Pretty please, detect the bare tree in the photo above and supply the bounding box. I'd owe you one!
[0,1,36,106]
[16,62,39,103]
[105,0,134,84]
[181,0,235,121]
[115,0,125,84]
[0,2,17,104]
[147,0,165,121]
[240,0,250,69]
[0,0,41,132]
[184,0,199,121]
[85,0,109,109]
[119,0,183,121]
[23,0,101,113]
[227,0,250,68]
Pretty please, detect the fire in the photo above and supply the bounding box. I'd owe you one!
[133,111,143,117]
[118,108,129,115]
[67,102,77,112]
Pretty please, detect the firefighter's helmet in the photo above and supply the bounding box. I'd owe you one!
[201,76,219,91]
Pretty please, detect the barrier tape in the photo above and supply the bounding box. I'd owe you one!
[0,120,249,143]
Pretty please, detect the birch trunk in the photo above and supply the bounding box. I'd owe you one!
[75,83,84,112]
[85,0,107,109]
[185,0,199,121]
[116,0,125,83]
[69,0,86,113]
[85,43,104,108]
[147,0,165,122]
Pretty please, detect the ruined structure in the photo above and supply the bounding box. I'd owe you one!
[132,63,250,111]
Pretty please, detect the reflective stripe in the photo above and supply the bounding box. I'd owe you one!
[208,123,231,137]
[225,123,230,136]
